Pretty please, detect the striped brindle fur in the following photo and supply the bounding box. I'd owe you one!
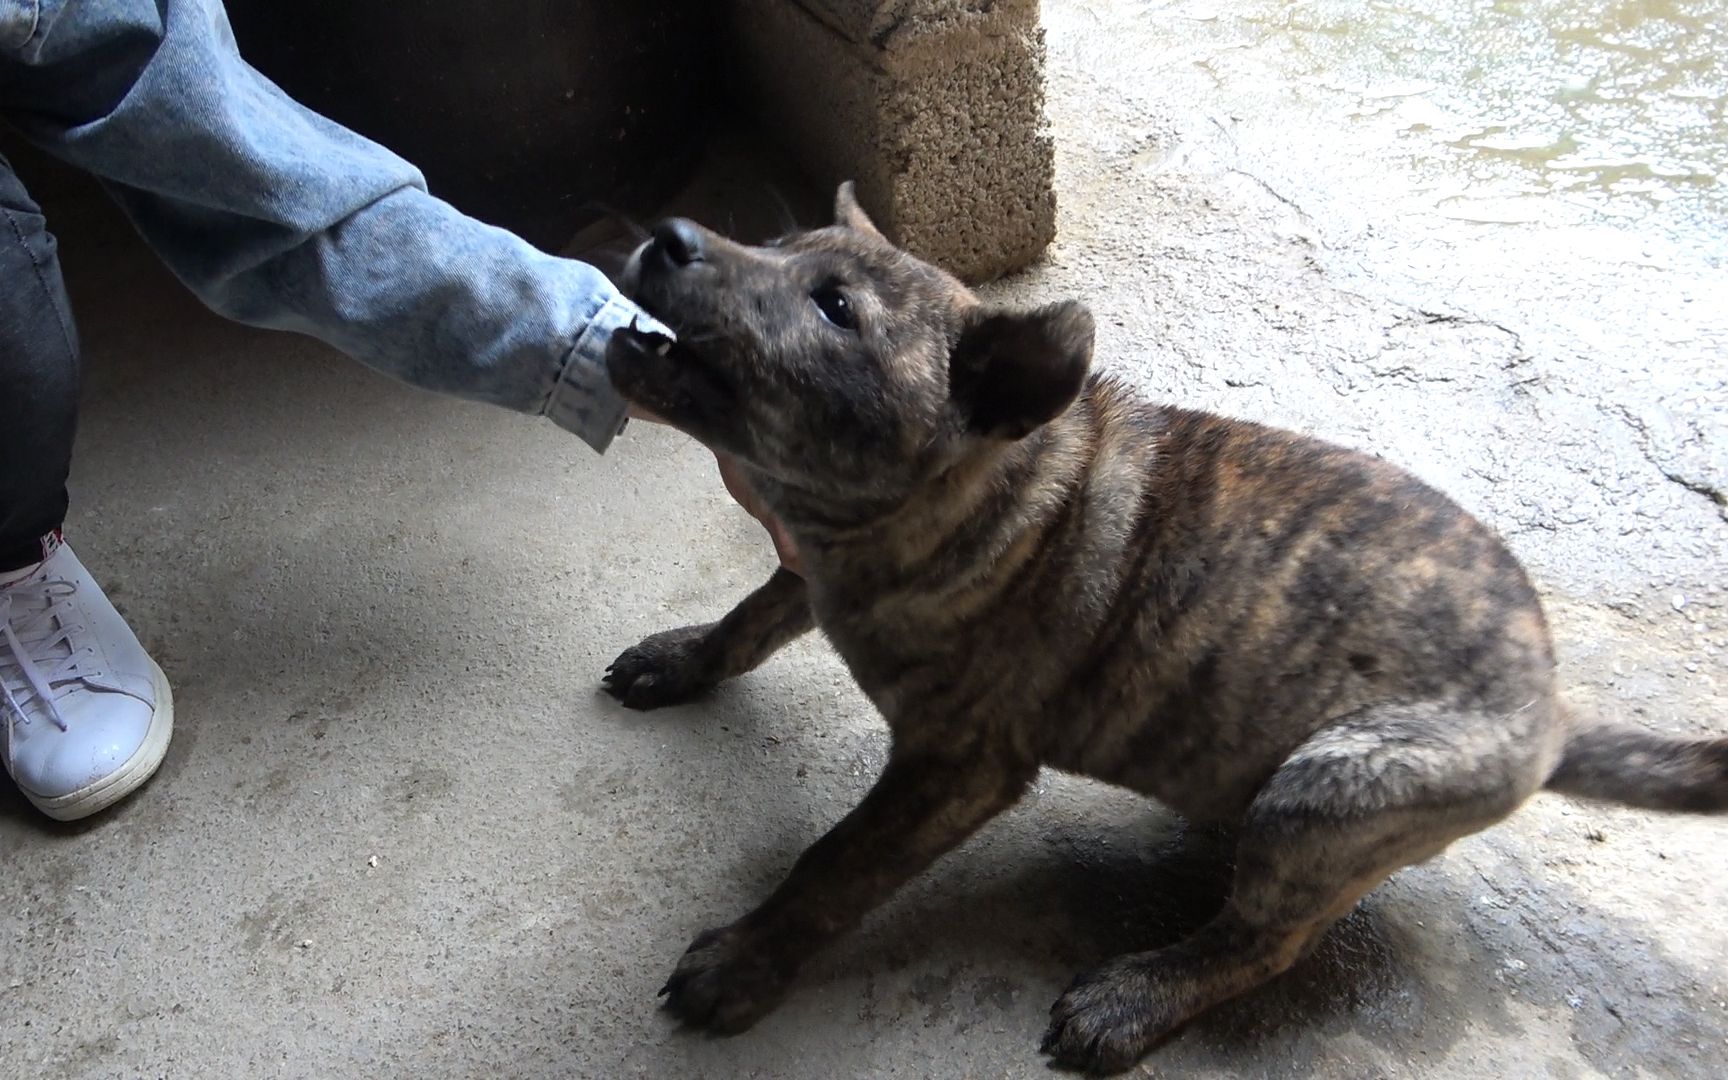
[601,185,1727,1074]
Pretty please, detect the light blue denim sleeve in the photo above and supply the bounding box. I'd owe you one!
[0,0,657,452]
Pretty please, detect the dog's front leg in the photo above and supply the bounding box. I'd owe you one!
[661,742,1036,1032]
[603,567,811,709]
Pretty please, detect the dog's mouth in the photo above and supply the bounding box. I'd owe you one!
[605,318,740,441]
[610,237,753,449]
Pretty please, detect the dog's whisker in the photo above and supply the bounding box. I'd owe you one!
[575,199,652,244]
[763,184,800,234]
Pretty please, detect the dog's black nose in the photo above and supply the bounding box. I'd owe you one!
[650,218,704,267]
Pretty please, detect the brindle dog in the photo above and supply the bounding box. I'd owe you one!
[600,185,1726,1073]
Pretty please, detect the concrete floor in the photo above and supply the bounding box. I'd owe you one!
[4,2,1726,1077]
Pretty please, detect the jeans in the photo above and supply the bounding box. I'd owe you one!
[0,0,661,572]
[0,153,76,570]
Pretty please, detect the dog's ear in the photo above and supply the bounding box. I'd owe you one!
[834,181,885,239]
[949,301,1095,440]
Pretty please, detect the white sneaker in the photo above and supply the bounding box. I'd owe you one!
[1,535,173,821]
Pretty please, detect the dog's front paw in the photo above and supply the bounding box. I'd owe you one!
[603,624,717,710]
[659,924,791,1034]
[1041,958,1186,1074]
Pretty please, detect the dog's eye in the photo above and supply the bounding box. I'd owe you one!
[811,282,858,331]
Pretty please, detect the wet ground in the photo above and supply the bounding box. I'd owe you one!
[3,0,1725,1076]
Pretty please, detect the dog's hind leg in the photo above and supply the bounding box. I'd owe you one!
[603,567,812,709]
[1042,700,1559,1074]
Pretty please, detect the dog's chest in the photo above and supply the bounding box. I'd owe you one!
[809,577,1112,748]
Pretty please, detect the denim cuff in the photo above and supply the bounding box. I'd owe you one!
[546,294,668,454]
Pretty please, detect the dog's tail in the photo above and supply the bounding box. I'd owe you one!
[1544,715,1728,813]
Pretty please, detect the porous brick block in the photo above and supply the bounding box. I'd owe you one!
[728,0,1056,282]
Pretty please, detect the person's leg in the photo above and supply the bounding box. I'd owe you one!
[0,152,78,572]
[0,153,172,822]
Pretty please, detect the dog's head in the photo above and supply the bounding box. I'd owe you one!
[608,184,1094,516]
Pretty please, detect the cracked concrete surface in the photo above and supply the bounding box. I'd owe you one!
[4,1,1726,1076]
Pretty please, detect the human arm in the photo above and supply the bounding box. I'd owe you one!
[0,0,654,451]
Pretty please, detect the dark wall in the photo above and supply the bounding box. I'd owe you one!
[226,2,721,251]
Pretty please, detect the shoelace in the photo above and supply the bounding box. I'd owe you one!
[0,578,89,732]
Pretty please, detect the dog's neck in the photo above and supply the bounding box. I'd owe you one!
[767,407,1095,596]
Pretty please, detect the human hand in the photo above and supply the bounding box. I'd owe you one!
[714,452,804,577]
[626,405,803,577]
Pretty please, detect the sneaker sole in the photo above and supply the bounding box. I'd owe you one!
[28,660,175,822]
